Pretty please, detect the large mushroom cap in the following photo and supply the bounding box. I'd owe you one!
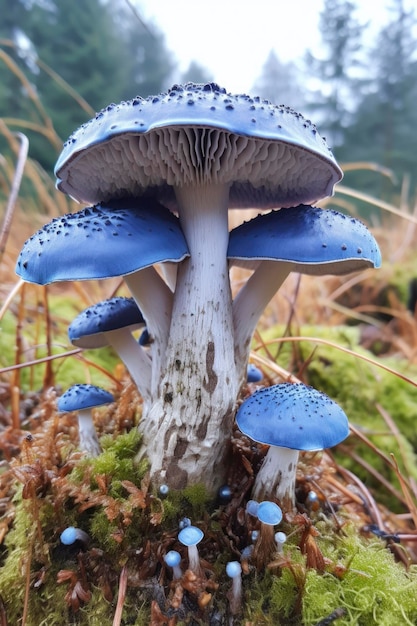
[228,205,382,274]
[55,82,342,208]
[68,297,145,349]
[16,198,189,285]
[236,383,349,451]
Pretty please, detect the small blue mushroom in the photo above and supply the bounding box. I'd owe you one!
[178,525,204,574]
[275,531,287,554]
[217,484,232,504]
[246,363,263,383]
[246,499,260,517]
[57,384,114,457]
[236,383,349,508]
[60,526,90,547]
[68,297,151,399]
[164,550,182,580]
[226,561,243,615]
[159,484,170,498]
[252,500,283,570]
[257,501,283,526]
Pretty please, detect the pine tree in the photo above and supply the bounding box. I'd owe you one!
[252,50,306,112]
[304,0,366,147]
[180,61,213,85]
[341,0,417,199]
[0,0,175,170]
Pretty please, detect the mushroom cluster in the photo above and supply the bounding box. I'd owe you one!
[16,82,381,493]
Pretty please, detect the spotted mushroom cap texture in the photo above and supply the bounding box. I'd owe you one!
[57,384,114,412]
[68,297,145,349]
[235,382,349,451]
[55,82,342,208]
[228,204,381,274]
[16,198,189,285]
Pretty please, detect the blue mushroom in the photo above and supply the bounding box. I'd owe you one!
[178,525,204,575]
[247,363,263,383]
[60,526,90,548]
[236,382,349,508]
[49,83,344,494]
[226,561,243,615]
[164,550,182,580]
[57,383,114,457]
[16,198,189,367]
[252,500,283,570]
[229,205,382,364]
[68,297,151,399]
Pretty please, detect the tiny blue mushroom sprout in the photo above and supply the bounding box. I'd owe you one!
[178,525,204,574]
[16,82,381,495]
[57,384,114,457]
[236,383,349,509]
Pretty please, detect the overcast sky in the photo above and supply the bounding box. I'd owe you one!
[136,0,412,94]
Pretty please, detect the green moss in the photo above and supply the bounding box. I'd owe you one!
[70,429,145,489]
[241,522,417,625]
[302,534,417,625]
[0,487,32,622]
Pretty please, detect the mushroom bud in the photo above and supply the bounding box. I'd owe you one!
[60,526,90,548]
[164,550,182,580]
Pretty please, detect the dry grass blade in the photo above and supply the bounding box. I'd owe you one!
[0,44,58,139]
[35,57,95,117]
[341,162,397,182]
[256,336,417,388]
[112,566,128,626]
[390,455,417,530]
[337,443,406,506]
[336,184,417,224]
[0,131,28,260]
[0,279,24,321]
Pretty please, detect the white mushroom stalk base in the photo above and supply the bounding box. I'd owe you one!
[252,446,300,509]
[139,183,240,492]
[77,409,102,458]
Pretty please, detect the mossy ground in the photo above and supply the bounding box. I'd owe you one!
[1,367,417,625]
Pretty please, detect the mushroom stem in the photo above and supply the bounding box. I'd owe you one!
[77,408,102,457]
[105,328,152,401]
[157,262,177,291]
[139,183,239,492]
[232,260,293,366]
[252,446,299,510]
[124,266,173,393]
[124,265,173,338]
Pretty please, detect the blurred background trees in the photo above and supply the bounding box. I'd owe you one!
[0,0,416,204]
